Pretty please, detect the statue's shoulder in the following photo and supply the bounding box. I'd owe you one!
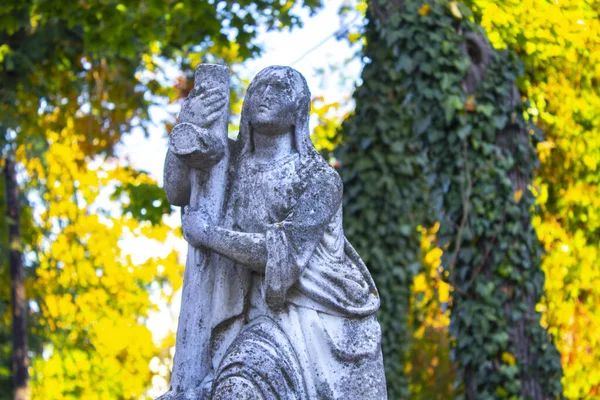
[302,153,343,197]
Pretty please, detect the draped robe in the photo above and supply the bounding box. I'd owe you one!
[198,149,387,399]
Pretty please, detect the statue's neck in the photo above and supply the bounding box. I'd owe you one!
[251,130,294,163]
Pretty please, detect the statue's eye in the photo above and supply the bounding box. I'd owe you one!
[259,84,269,94]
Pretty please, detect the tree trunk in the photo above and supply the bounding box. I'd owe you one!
[4,157,29,400]
[464,33,559,399]
[360,1,563,397]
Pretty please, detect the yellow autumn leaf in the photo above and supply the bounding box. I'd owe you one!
[413,273,428,292]
[418,4,431,16]
[501,352,517,366]
[0,44,12,64]
[356,1,367,14]
[438,281,450,303]
[424,247,443,268]
[149,40,160,54]
[513,189,523,203]
[348,32,361,44]
[449,2,462,19]
[465,95,476,111]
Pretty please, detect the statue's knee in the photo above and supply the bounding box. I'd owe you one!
[211,376,262,400]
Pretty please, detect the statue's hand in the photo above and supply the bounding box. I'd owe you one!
[180,87,227,129]
[182,206,212,248]
[169,122,226,170]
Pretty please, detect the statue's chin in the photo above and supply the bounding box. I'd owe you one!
[250,120,292,137]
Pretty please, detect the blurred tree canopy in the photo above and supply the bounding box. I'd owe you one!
[0,0,321,398]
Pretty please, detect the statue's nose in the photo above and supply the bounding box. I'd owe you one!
[264,85,273,100]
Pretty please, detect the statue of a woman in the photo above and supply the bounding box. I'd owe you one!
[162,66,386,399]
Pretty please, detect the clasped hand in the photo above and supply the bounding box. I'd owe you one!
[180,87,227,129]
[182,206,212,248]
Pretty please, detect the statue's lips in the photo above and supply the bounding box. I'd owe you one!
[259,104,270,110]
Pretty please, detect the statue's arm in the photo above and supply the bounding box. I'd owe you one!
[207,228,267,272]
[163,149,191,207]
[182,164,343,278]
[182,206,266,269]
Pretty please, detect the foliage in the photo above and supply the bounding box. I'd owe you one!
[0,0,322,398]
[407,222,454,399]
[465,1,600,397]
[311,96,343,154]
[21,125,183,398]
[339,0,563,398]
[336,8,434,397]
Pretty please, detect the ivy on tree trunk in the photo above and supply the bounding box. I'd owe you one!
[339,0,563,398]
[337,2,434,397]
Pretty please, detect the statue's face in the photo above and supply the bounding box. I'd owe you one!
[247,69,298,136]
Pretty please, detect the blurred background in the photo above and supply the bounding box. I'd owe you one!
[1,0,599,399]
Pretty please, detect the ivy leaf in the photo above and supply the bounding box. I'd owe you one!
[477,104,495,117]
[457,124,472,139]
[444,95,462,123]
[396,54,414,73]
[413,115,432,135]
[493,115,508,129]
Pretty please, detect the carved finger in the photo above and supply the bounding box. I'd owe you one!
[204,109,225,125]
[188,87,201,99]
[204,97,227,113]
[188,94,208,108]
[188,93,224,115]
[180,99,194,116]
[202,92,226,107]
[199,87,222,99]
[203,108,226,124]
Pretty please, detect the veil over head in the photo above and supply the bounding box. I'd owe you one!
[237,66,317,157]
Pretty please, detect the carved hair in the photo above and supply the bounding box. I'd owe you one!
[238,66,316,157]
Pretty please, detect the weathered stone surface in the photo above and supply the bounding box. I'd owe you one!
[159,65,387,399]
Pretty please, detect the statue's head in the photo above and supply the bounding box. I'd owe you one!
[239,66,313,155]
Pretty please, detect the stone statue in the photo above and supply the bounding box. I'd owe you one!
[160,64,387,399]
